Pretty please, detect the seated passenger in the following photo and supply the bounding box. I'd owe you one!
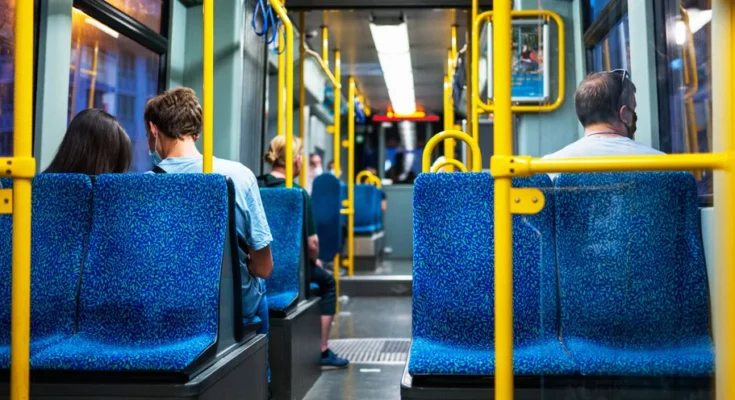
[143,88,274,324]
[544,70,664,165]
[366,166,387,213]
[45,108,132,174]
[262,135,349,369]
[327,159,335,175]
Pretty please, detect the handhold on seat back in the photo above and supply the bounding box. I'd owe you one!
[0,175,93,369]
[555,172,710,347]
[312,173,345,261]
[260,188,304,312]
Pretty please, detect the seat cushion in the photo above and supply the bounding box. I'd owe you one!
[408,337,576,376]
[267,291,298,312]
[565,336,714,377]
[30,333,215,372]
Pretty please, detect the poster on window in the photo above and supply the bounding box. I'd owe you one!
[487,20,550,102]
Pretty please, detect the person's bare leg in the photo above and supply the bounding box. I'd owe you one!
[321,315,334,352]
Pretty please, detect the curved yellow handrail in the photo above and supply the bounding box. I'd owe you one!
[356,170,374,184]
[270,0,294,187]
[422,130,482,173]
[431,159,468,173]
[367,175,382,188]
[472,10,565,114]
[356,170,382,188]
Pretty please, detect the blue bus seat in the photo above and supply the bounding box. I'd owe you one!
[354,184,379,233]
[312,174,345,261]
[409,173,575,377]
[555,172,713,377]
[0,175,93,369]
[260,188,304,313]
[31,174,231,376]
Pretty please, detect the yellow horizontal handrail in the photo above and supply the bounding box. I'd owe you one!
[432,159,468,173]
[423,130,482,173]
[473,10,565,114]
[304,48,341,89]
[490,153,727,178]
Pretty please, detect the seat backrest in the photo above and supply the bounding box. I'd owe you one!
[312,173,345,260]
[0,175,93,351]
[555,172,710,347]
[260,188,304,298]
[81,174,228,356]
[412,173,557,347]
[354,184,378,232]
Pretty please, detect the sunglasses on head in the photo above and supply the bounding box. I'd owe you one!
[609,69,631,104]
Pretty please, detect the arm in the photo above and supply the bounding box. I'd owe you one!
[249,245,273,278]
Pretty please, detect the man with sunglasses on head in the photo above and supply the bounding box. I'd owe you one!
[543,70,663,169]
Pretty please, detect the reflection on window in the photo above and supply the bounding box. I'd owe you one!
[587,0,612,23]
[0,0,14,156]
[591,14,630,72]
[660,0,713,199]
[69,8,160,173]
[104,0,163,33]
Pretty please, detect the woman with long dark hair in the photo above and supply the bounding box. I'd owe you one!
[45,109,132,175]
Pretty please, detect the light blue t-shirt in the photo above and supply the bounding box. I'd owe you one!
[544,135,664,178]
[155,155,273,319]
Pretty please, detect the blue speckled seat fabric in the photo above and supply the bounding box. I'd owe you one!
[312,174,346,261]
[31,174,228,372]
[261,188,304,312]
[354,184,379,233]
[555,172,713,377]
[409,173,575,376]
[0,175,93,369]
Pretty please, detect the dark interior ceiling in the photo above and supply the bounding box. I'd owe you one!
[299,9,470,115]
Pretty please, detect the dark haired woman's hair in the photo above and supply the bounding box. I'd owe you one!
[45,109,132,175]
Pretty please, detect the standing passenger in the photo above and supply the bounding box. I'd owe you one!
[45,108,132,175]
[143,88,274,324]
[543,70,664,170]
[307,153,323,194]
[262,135,350,369]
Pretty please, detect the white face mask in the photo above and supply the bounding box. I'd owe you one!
[312,166,323,176]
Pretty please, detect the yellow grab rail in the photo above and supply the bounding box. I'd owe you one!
[305,48,341,89]
[422,130,481,173]
[332,50,341,178]
[11,0,36,398]
[345,77,356,276]
[472,9,565,116]
[203,0,213,173]
[443,72,455,172]
[271,0,294,188]
[431,159,468,173]
[277,24,285,139]
[356,170,382,188]
[299,12,307,187]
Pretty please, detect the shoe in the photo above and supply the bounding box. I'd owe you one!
[321,349,349,369]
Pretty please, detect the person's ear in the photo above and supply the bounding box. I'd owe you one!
[619,105,630,125]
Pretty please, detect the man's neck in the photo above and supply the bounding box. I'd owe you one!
[162,138,201,159]
[584,123,625,138]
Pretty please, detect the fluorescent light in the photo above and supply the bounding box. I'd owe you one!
[86,17,120,39]
[370,21,416,115]
[675,20,687,45]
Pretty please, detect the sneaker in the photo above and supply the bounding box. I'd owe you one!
[321,349,349,369]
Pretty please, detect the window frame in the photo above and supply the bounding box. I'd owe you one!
[72,0,170,94]
[582,0,628,75]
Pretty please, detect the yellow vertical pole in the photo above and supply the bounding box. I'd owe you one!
[203,0,214,173]
[333,254,340,313]
[299,12,307,188]
[347,77,356,276]
[470,0,479,171]
[333,50,341,178]
[277,25,285,138]
[716,2,735,398]
[322,11,329,68]
[445,50,456,172]
[466,11,474,170]
[11,0,34,398]
[87,41,99,109]
[493,0,514,398]
[451,24,458,60]
[283,15,294,188]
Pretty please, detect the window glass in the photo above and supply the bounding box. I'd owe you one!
[587,0,612,22]
[590,14,630,72]
[104,0,163,34]
[659,0,713,199]
[69,8,160,173]
[0,0,14,156]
